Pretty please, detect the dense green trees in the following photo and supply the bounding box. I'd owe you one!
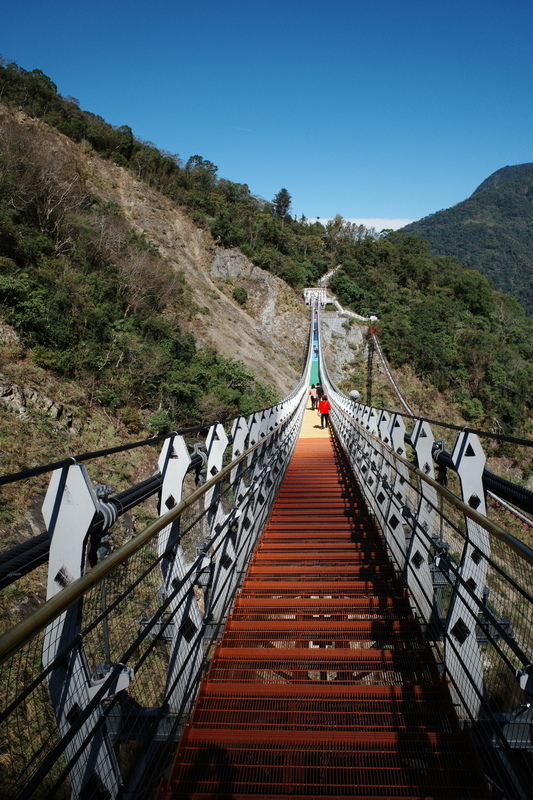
[404,166,533,313]
[272,188,292,223]
[327,225,532,432]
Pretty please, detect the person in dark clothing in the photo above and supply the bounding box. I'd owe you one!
[318,394,331,428]
[315,383,324,403]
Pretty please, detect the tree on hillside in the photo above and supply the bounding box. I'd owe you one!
[185,155,218,190]
[272,188,292,224]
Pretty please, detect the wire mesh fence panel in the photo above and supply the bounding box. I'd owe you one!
[0,379,309,800]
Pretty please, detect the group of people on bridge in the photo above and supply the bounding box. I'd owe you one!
[309,383,331,428]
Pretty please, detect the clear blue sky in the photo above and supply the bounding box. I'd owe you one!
[2,0,532,229]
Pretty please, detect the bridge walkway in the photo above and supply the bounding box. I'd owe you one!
[156,408,489,799]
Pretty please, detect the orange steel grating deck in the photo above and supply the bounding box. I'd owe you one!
[157,409,489,799]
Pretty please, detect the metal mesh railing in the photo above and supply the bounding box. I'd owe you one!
[319,334,533,799]
[0,377,309,799]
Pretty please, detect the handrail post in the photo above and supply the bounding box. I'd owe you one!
[42,462,125,798]
[409,420,439,623]
[444,431,489,717]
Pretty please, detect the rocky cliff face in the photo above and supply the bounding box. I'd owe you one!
[320,312,364,386]
[1,105,309,403]
[82,140,309,398]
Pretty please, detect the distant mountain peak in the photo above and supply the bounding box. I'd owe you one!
[403,162,533,313]
[472,163,533,196]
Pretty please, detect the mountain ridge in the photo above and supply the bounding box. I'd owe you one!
[403,163,533,313]
[472,163,533,195]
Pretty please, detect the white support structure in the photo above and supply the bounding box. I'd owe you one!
[445,431,489,718]
[409,421,439,623]
[157,434,191,587]
[387,413,409,571]
[304,287,327,307]
[156,435,204,715]
[42,463,127,799]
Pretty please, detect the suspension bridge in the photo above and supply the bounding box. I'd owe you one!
[0,308,532,800]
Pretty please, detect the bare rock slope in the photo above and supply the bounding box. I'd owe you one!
[3,105,309,399]
[84,146,308,397]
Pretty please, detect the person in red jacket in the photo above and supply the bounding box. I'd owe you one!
[318,394,331,428]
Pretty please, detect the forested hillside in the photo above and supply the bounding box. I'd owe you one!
[327,226,532,434]
[404,165,533,314]
[0,59,532,443]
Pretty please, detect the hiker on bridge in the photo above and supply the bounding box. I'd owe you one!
[318,394,331,428]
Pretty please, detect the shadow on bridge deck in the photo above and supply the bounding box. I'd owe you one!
[156,408,489,799]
